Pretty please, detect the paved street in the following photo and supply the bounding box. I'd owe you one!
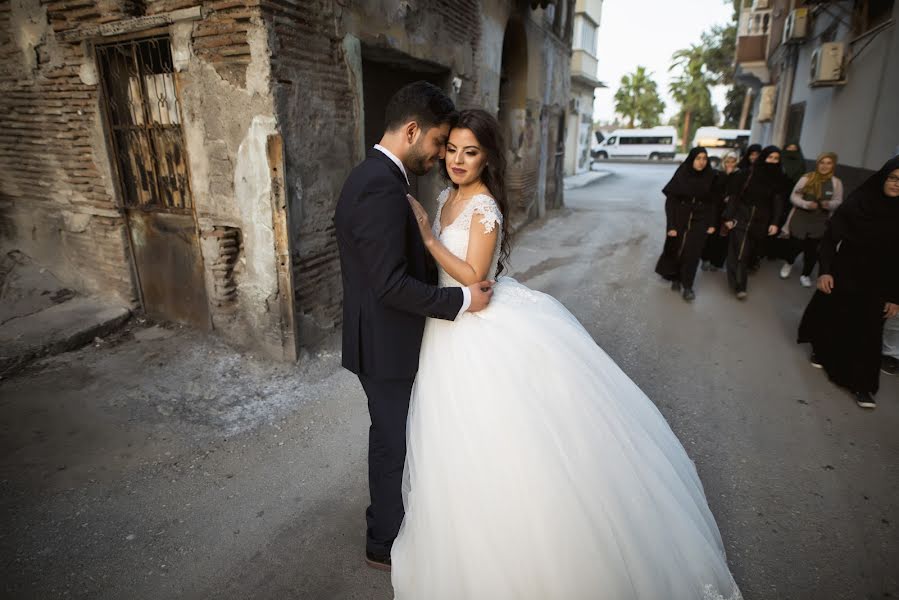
[2,163,897,600]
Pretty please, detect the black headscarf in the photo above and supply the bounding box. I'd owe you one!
[781,142,806,184]
[830,156,899,248]
[749,145,787,190]
[663,146,716,198]
[737,143,762,170]
[726,145,788,203]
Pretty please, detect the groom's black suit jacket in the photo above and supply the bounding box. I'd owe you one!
[334,149,464,380]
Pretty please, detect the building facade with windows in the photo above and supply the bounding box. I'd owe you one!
[0,0,575,359]
[735,0,898,187]
[565,0,604,175]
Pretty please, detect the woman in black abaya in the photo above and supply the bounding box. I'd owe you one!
[702,151,738,271]
[723,146,785,299]
[655,147,720,301]
[736,143,762,171]
[798,157,899,409]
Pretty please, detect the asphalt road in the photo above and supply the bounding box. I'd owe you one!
[1,162,896,599]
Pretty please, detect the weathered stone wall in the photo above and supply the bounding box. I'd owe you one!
[1,0,572,357]
[259,0,354,344]
[0,0,296,359]
[265,0,572,343]
[0,0,135,301]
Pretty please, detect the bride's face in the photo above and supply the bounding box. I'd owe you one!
[445,128,487,187]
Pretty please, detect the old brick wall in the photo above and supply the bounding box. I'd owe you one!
[259,0,353,343]
[0,0,299,359]
[0,0,264,300]
[261,0,486,342]
[0,0,135,301]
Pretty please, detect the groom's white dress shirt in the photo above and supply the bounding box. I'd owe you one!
[373,144,471,318]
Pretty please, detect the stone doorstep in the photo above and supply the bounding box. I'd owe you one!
[0,297,131,377]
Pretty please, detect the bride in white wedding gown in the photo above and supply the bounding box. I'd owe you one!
[392,109,742,600]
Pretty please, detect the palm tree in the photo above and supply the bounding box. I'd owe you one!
[669,45,716,151]
[614,66,665,128]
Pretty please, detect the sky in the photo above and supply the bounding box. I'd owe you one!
[593,0,735,124]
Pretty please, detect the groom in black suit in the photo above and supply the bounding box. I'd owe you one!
[334,81,493,570]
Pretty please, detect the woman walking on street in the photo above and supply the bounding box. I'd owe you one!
[779,152,843,287]
[702,151,738,272]
[798,157,899,409]
[655,147,721,302]
[781,142,806,186]
[737,144,762,171]
[723,146,785,299]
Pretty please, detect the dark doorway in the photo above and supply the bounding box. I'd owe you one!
[96,36,210,329]
[361,47,450,207]
[785,101,806,146]
[498,16,529,214]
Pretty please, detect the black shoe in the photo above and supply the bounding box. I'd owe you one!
[701,260,711,271]
[682,287,695,302]
[365,550,392,572]
[854,391,876,409]
[671,281,681,292]
[881,355,899,375]
[810,354,823,369]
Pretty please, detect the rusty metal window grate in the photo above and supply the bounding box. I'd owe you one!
[96,36,192,211]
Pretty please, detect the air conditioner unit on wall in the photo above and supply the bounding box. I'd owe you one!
[753,0,771,10]
[810,42,847,86]
[757,85,777,122]
[782,8,809,44]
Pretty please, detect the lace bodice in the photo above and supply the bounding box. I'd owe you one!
[433,187,503,288]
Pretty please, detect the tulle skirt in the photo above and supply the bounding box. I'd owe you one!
[391,278,741,599]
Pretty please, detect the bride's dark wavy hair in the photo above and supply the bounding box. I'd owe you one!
[439,108,511,277]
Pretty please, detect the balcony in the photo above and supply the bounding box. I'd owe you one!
[571,49,601,88]
[735,7,772,83]
[736,34,768,63]
[575,0,603,20]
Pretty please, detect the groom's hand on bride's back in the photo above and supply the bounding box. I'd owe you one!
[468,281,494,312]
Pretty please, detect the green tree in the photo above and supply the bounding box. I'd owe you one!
[669,44,716,151]
[700,2,749,128]
[613,66,666,128]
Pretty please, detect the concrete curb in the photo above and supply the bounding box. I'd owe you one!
[564,171,611,190]
[0,298,131,377]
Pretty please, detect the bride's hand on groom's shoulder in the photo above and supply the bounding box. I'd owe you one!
[407,194,434,245]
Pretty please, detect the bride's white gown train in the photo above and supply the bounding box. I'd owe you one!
[391,190,741,600]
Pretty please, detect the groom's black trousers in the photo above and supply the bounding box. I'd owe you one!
[358,374,414,556]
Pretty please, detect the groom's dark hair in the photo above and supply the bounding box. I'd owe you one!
[384,81,457,133]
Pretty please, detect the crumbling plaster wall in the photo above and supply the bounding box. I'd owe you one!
[263,0,487,345]
[262,0,572,344]
[0,0,294,359]
[170,12,293,358]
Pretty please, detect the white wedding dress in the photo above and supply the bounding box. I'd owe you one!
[390,189,742,600]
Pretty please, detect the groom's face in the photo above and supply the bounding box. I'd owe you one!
[406,123,451,176]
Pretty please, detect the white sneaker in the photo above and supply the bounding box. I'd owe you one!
[800,275,812,288]
[779,263,792,279]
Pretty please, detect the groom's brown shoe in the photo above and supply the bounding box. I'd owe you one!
[365,550,392,572]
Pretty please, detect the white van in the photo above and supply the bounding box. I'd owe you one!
[591,126,678,161]
[691,127,751,168]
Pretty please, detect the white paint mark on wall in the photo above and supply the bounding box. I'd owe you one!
[170,22,194,72]
[245,19,273,97]
[235,116,278,301]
